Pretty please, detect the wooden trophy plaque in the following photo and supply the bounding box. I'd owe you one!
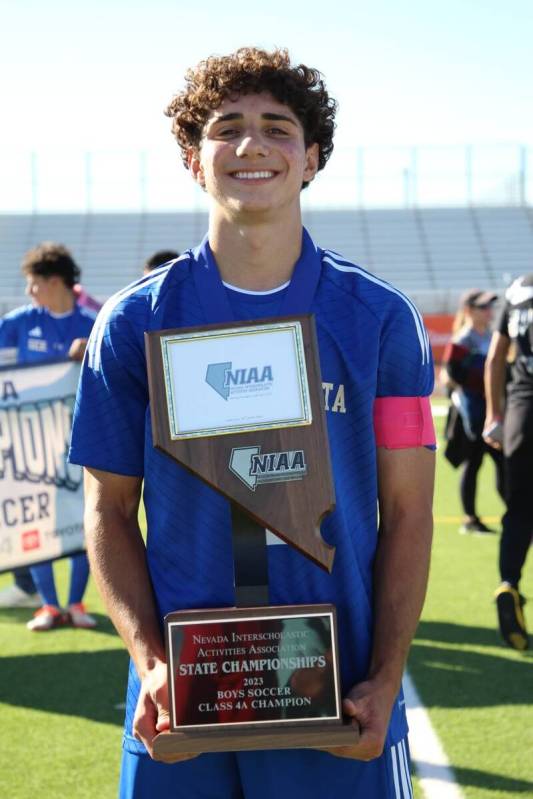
[145,315,359,757]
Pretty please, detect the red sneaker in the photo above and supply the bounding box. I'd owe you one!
[27,605,68,632]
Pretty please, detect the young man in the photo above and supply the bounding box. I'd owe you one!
[0,242,94,365]
[0,242,97,629]
[484,273,533,651]
[70,48,435,798]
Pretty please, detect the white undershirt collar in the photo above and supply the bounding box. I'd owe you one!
[222,280,290,296]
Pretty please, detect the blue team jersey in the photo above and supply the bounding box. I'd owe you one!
[0,302,98,365]
[69,232,434,755]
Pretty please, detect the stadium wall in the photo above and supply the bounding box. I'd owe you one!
[1,207,532,320]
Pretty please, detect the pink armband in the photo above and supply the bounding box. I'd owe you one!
[373,396,436,449]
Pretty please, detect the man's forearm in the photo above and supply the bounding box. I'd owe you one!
[485,359,506,419]
[485,333,509,420]
[370,446,435,699]
[369,506,433,697]
[85,507,165,675]
[330,448,434,762]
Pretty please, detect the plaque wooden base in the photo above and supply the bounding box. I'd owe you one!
[160,603,358,758]
[165,604,345,734]
[153,717,360,758]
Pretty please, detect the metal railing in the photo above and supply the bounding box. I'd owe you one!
[0,143,531,213]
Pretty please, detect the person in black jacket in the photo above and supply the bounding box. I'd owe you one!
[484,274,533,651]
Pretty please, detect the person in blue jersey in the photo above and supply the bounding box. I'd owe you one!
[69,48,435,799]
[0,242,98,630]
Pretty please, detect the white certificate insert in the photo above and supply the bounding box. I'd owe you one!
[161,321,312,439]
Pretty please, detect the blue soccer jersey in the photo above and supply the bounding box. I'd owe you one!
[69,231,434,759]
[0,302,98,365]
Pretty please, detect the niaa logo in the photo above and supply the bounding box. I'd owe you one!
[205,362,274,400]
[229,446,307,491]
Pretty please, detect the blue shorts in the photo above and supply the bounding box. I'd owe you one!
[119,739,413,799]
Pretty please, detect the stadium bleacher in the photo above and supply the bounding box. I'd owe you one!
[1,206,532,315]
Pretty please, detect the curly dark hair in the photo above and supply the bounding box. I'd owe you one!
[22,242,81,288]
[165,47,337,188]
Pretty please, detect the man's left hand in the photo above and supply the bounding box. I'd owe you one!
[318,677,397,760]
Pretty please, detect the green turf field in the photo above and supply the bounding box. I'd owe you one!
[0,409,531,799]
[408,408,533,798]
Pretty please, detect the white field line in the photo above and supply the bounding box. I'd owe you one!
[431,404,448,417]
[404,673,465,799]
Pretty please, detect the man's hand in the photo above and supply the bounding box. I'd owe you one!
[68,337,88,361]
[132,660,199,764]
[483,416,504,449]
[318,677,396,760]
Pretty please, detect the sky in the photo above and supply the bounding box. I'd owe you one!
[1,0,532,210]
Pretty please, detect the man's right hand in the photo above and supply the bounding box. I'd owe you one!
[132,659,199,763]
[483,416,503,449]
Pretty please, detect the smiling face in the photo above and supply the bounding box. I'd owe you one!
[188,93,319,221]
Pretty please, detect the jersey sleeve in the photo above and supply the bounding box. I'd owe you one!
[375,297,435,448]
[0,313,21,365]
[68,298,149,477]
[377,298,434,397]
